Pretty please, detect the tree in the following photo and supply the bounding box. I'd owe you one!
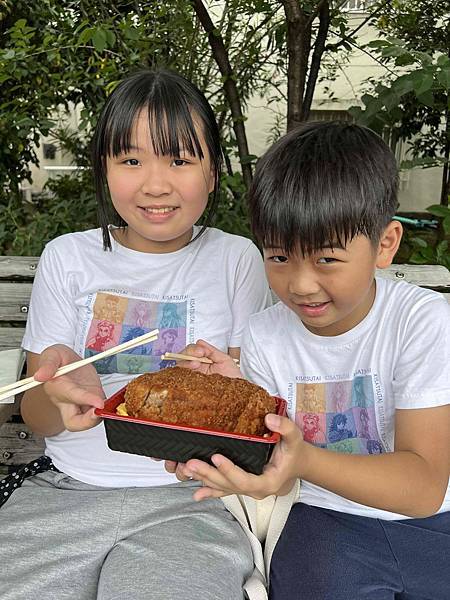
[349,0,450,206]
[0,1,380,254]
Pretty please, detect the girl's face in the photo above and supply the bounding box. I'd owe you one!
[106,110,215,253]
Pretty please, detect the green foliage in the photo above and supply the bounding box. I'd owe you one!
[0,0,354,255]
[348,1,449,206]
[396,204,450,269]
[0,171,97,255]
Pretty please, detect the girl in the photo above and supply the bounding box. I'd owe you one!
[0,69,271,600]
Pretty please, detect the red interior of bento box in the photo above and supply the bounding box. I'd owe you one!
[95,386,286,444]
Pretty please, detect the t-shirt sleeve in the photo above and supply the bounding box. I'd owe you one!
[21,242,78,354]
[240,321,279,396]
[228,242,272,348]
[393,296,450,409]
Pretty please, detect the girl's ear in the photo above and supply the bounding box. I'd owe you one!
[376,220,403,269]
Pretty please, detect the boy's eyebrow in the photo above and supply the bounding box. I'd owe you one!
[320,242,346,251]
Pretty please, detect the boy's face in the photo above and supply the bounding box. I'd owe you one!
[264,225,401,337]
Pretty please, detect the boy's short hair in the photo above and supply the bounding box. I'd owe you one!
[249,121,399,255]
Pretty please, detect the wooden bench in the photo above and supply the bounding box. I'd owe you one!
[1,256,450,476]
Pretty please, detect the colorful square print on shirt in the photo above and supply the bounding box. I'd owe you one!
[84,292,187,374]
[294,376,384,455]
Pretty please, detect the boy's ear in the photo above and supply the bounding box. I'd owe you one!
[376,220,403,269]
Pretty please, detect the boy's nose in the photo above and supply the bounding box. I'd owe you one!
[288,271,321,297]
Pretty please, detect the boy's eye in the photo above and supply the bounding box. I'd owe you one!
[317,257,338,264]
[268,255,288,264]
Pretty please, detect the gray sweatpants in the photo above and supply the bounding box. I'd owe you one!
[0,471,253,599]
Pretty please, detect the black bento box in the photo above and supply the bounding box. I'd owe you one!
[95,386,287,475]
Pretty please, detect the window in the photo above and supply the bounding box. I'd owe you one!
[43,143,56,160]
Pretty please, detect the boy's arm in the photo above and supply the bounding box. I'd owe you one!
[182,404,449,518]
[297,404,449,517]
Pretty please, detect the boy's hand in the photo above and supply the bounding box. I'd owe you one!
[179,414,306,501]
[34,344,105,432]
[179,339,242,379]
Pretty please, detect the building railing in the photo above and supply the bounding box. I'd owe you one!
[342,0,375,11]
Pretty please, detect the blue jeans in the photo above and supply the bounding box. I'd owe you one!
[269,503,450,600]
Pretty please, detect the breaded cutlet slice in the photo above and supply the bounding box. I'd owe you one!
[124,366,276,436]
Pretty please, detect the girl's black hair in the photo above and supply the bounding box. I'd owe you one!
[91,68,223,250]
[249,121,399,256]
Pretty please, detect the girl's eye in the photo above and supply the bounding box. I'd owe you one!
[172,158,189,167]
[123,158,140,166]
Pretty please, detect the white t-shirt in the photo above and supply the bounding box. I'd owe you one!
[22,226,271,487]
[240,277,450,519]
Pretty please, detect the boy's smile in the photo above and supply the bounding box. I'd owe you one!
[264,229,400,337]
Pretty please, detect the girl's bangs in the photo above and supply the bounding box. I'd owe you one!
[105,93,205,160]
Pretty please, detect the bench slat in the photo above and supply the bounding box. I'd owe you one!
[0,256,39,279]
[0,421,44,466]
[377,264,450,290]
[0,327,26,349]
[0,282,33,320]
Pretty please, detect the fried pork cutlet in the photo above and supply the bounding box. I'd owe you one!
[124,366,276,436]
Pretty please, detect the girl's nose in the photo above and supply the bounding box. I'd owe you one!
[141,165,172,196]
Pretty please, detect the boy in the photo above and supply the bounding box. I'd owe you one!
[175,122,450,599]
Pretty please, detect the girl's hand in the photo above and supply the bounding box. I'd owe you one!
[178,414,306,501]
[180,339,242,378]
[34,344,105,432]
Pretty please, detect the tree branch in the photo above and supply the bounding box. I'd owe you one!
[302,1,330,120]
[190,0,253,190]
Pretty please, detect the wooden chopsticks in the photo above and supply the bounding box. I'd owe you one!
[160,352,213,364]
[0,329,159,403]
[161,352,240,366]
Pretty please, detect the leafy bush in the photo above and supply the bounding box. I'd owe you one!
[0,171,97,255]
[0,169,253,256]
[396,204,450,269]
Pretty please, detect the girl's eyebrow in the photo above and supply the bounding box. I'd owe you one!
[116,145,142,153]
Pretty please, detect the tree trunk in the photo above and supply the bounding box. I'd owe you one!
[282,0,311,131]
[440,98,449,206]
[191,0,253,190]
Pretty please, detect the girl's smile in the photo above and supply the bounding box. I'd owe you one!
[138,204,179,222]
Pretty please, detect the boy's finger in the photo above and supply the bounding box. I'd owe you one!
[192,486,226,502]
[265,414,300,440]
[187,455,257,495]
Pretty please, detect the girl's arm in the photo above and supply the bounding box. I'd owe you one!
[21,352,65,436]
[21,347,105,437]
[182,404,449,518]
